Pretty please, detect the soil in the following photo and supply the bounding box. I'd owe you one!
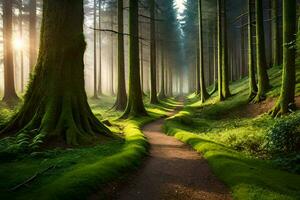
[231,96,300,118]
[96,104,232,200]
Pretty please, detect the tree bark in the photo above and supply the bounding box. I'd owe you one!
[97,0,103,95]
[270,0,296,116]
[29,0,37,71]
[272,0,281,66]
[1,0,111,145]
[253,0,270,102]
[217,0,224,101]
[114,0,127,111]
[221,0,231,99]
[248,0,258,100]
[158,40,166,99]
[93,0,98,99]
[122,0,147,118]
[149,0,159,104]
[2,0,19,104]
[198,0,210,102]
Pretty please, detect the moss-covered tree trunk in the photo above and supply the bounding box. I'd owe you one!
[29,0,37,71]
[113,0,127,111]
[272,0,280,66]
[221,0,231,99]
[149,0,159,104]
[122,0,147,118]
[1,0,111,145]
[253,0,270,102]
[270,0,296,116]
[217,0,224,101]
[248,0,258,100]
[2,0,19,104]
[198,0,210,102]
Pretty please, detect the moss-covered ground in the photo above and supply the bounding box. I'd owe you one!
[0,95,178,200]
[164,66,300,200]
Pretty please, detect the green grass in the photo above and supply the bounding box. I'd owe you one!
[0,96,178,200]
[164,66,300,200]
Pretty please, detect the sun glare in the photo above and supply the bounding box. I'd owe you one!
[175,0,186,14]
[13,38,24,50]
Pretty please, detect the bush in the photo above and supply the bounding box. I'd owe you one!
[266,113,300,154]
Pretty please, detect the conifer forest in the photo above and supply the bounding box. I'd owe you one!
[0,0,300,199]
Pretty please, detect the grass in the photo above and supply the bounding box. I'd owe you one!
[0,95,178,200]
[164,66,300,200]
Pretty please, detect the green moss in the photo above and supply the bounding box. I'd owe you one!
[164,66,300,199]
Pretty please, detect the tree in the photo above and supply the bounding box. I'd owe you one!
[97,0,103,95]
[113,0,127,111]
[221,0,231,99]
[122,0,147,118]
[93,0,98,99]
[29,0,37,71]
[2,0,19,104]
[158,40,166,99]
[248,0,258,100]
[272,0,280,66]
[253,0,270,102]
[217,0,223,101]
[1,0,111,145]
[270,0,296,116]
[198,0,210,102]
[149,0,159,104]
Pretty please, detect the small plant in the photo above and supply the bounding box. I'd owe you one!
[266,113,300,154]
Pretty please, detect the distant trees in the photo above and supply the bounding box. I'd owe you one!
[272,0,280,67]
[2,0,19,104]
[270,0,297,116]
[1,0,111,145]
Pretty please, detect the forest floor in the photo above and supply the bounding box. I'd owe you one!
[0,96,179,200]
[164,66,300,200]
[97,101,232,200]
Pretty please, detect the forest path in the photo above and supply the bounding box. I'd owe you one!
[114,102,232,200]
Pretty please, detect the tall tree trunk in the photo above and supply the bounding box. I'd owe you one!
[93,0,98,99]
[19,0,24,93]
[29,0,37,71]
[110,11,115,96]
[217,0,223,101]
[2,0,19,104]
[158,41,166,99]
[221,0,231,99]
[253,0,270,102]
[270,0,296,116]
[1,0,111,145]
[248,0,258,100]
[97,0,103,95]
[198,0,210,102]
[122,0,147,118]
[196,39,201,95]
[114,0,127,111]
[272,0,280,66]
[149,0,159,104]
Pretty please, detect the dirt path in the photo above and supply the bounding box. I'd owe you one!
[114,107,232,200]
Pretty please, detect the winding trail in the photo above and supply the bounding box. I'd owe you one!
[115,104,232,200]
